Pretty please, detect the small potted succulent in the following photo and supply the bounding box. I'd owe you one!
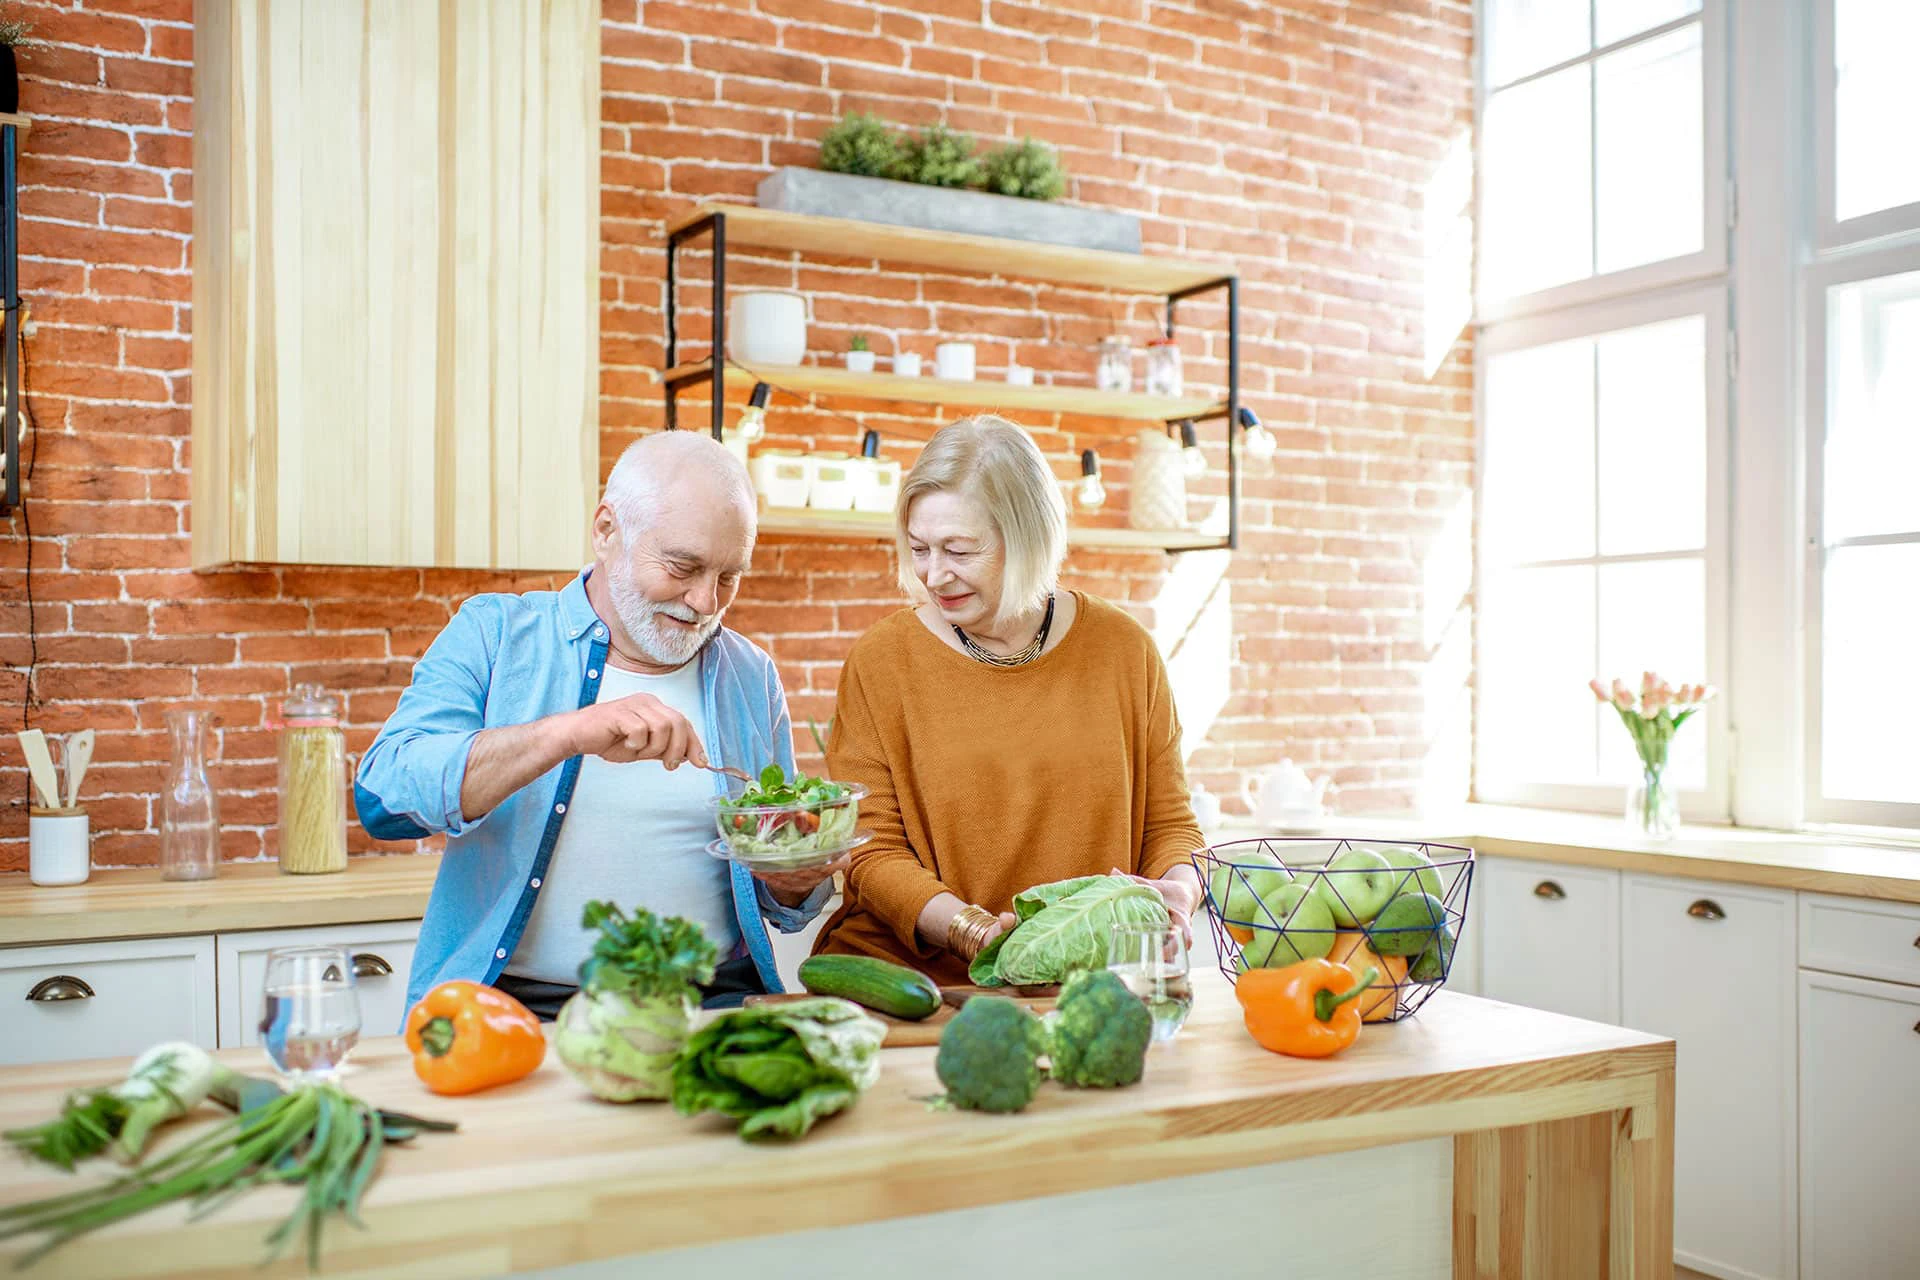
[846,333,876,375]
[0,4,43,115]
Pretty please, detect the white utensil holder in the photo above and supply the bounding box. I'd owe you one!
[29,808,90,886]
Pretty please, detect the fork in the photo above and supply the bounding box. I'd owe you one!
[692,760,757,786]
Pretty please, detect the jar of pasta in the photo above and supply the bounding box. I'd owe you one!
[277,683,348,875]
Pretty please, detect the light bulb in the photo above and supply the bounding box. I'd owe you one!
[1075,449,1106,511]
[1237,405,1277,463]
[735,404,766,443]
[1178,419,1206,476]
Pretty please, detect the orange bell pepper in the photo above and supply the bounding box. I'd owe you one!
[404,980,546,1095]
[1233,958,1380,1058]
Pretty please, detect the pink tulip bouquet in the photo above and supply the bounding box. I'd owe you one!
[1587,672,1716,839]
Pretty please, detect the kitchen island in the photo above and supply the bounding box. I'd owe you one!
[0,975,1673,1280]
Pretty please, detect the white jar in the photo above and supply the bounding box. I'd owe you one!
[29,809,90,886]
[854,457,901,513]
[934,342,976,381]
[750,449,812,509]
[728,290,807,366]
[1005,363,1034,386]
[892,352,922,377]
[1096,336,1133,392]
[1128,428,1190,531]
[808,451,857,511]
[846,349,876,374]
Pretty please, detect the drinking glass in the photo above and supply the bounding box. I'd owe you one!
[1106,922,1192,1043]
[259,946,361,1079]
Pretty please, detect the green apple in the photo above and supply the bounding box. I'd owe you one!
[1373,847,1445,902]
[1207,850,1293,929]
[1311,848,1399,927]
[1235,882,1336,968]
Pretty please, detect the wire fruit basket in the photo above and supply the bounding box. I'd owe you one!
[1191,837,1475,1024]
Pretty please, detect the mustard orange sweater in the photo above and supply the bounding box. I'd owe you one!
[813,592,1205,985]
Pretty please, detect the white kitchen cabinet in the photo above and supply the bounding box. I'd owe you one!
[1622,875,1797,1280]
[1446,869,1484,995]
[1798,893,1920,988]
[0,935,217,1066]
[1798,970,1920,1280]
[215,922,420,1048]
[1477,857,1621,1023]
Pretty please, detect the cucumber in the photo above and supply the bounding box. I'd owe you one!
[798,955,942,1020]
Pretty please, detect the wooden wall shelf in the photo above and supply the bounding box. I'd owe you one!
[665,203,1233,294]
[755,506,1229,553]
[664,359,1224,425]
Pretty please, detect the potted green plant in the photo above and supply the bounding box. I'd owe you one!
[846,333,875,374]
[0,4,43,115]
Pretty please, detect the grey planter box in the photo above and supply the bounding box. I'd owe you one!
[756,167,1142,255]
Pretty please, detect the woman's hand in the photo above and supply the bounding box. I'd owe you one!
[1110,865,1200,942]
[753,855,850,907]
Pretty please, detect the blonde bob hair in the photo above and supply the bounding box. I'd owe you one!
[895,415,1068,628]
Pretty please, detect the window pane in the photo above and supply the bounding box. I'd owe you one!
[1821,543,1920,803]
[1596,24,1704,274]
[1597,558,1708,789]
[1485,0,1590,87]
[1597,315,1707,555]
[1595,0,1700,47]
[1483,337,1596,562]
[1826,271,1920,541]
[1480,565,1598,785]
[1482,65,1593,299]
[1835,0,1920,221]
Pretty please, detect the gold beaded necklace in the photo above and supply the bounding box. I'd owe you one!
[953,594,1055,668]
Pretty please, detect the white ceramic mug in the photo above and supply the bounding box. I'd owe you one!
[934,342,976,381]
[29,808,90,886]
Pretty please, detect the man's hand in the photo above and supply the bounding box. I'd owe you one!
[753,855,851,908]
[561,691,709,769]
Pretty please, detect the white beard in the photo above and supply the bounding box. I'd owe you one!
[606,557,721,667]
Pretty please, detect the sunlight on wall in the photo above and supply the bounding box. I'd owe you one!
[1146,545,1234,765]
[1423,132,1475,379]
[1418,494,1475,810]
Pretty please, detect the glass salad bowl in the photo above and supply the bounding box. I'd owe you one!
[709,767,868,867]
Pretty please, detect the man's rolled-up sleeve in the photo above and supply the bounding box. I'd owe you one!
[354,601,499,840]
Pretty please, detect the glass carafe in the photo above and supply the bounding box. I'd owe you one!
[161,710,220,881]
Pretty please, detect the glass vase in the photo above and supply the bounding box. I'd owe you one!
[1627,765,1678,840]
[161,710,221,880]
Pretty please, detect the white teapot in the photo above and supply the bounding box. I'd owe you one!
[1188,783,1222,830]
[1242,759,1333,828]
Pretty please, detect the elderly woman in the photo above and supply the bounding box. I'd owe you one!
[812,415,1205,983]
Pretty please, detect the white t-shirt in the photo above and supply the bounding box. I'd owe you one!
[505,661,737,985]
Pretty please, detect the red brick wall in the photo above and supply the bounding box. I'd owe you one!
[0,0,1474,873]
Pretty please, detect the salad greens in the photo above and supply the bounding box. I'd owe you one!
[671,997,885,1140]
[712,763,860,858]
[969,875,1171,987]
[556,902,717,1102]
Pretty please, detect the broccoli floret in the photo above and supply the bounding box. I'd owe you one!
[935,997,1046,1113]
[1047,969,1152,1089]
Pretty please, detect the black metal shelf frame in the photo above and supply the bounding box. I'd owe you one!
[0,120,21,519]
[662,208,1243,551]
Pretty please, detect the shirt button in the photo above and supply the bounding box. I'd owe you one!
[530,877,542,889]
[588,669,599,679]
[593,626,606,638]
[495,948,507,960]
[555,803,567,814]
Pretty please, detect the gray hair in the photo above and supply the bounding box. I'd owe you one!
[602,430,754,541]
[896,415,1067,627]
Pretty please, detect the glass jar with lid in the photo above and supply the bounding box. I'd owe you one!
[1145,337,1183,398]
[277,683,348,875]
[1095,336,1133,392]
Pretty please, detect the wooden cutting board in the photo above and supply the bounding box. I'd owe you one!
[744,984,1059,1048]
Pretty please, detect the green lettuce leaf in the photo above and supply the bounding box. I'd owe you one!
[670,998,885,1141]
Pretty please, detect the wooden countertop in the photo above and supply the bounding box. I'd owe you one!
[0,856,439,947]
[1212,803,1920,904]
[0,974,1672,1279]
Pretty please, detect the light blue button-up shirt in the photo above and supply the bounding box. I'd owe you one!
[355,570,828,1016]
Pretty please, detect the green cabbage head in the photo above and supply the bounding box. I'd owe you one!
[554,987,692,1102]
[970,875,1171,987]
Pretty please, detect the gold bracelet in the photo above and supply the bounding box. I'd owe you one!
[946,905,998,960]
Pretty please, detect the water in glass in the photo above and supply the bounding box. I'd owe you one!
[1107,923,1192,1042]
[259,947,361,1079]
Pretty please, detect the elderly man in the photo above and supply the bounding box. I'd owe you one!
[357,432,838,1018]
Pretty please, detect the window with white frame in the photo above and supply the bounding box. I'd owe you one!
[1473,0,1728,817]
[1478,0,1719,317]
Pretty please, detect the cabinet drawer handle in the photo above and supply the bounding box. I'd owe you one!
[1911,934,1920,951]
[1532,880,1567,901]
[26,975,95,1003]
[351,953,392,979]
[1686,899,1726,921]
